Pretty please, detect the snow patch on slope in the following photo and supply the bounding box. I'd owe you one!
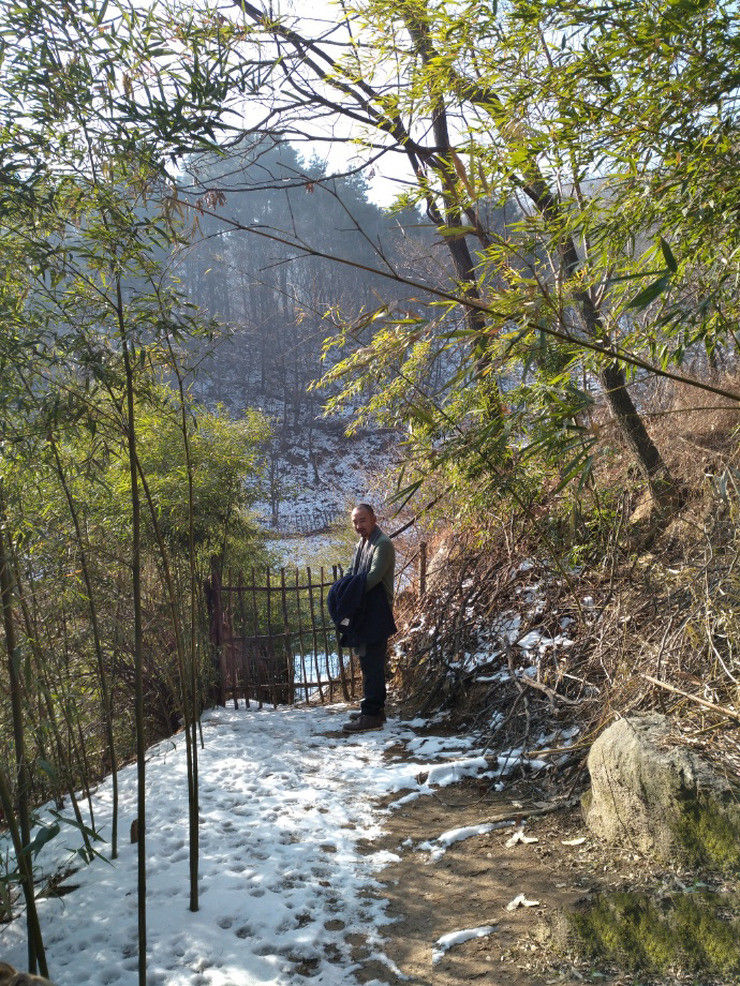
[0,705,493,986]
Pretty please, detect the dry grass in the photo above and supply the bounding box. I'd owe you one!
[391,375,740,788]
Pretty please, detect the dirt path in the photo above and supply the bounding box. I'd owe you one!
[350,779,592,985]
[351,763,740,986]
[341,756,718,986]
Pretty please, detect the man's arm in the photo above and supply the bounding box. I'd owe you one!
[365,539,395,591]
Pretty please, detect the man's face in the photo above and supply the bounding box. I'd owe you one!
[352,507,376,539]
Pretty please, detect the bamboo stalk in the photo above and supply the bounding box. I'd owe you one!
[0,486,35,973]
[133,439,199,915]
[171,352,201,915]
[0,767,48,978]
[75,717,96,832]
[38,684,94,861]
[641,674,740,721]
[47,434,119,859]
[119,306,146,986]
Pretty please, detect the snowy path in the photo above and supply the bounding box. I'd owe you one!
[0,705,489,986]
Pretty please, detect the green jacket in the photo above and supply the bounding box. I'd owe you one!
[349,526,395,606]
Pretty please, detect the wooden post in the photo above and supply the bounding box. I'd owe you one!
[294,568,310,703]
[280,568,294,705]
[306,566,325,703]
[266,566,277,709]
[237,571,248,709]
[332,564,350,702]
[319,567,335,698]
[250,567,262,710]
[227,569,237,710]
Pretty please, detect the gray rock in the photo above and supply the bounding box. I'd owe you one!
[583,713,740,867]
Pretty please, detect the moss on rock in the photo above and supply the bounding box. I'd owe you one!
[584,714,740,868]
[673,797,740,868]
[567,889,740,977]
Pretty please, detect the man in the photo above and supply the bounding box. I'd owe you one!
[341,503,395,733]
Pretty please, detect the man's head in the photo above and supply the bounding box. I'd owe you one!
[351,503,377,540]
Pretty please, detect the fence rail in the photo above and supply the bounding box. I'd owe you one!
[204,541,428,709]
[205,562,360,707]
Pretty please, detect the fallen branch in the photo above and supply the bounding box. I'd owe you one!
[483,795,579,827]
[516,673,582,706]
[526,745,586,759]
[641,674,740,722]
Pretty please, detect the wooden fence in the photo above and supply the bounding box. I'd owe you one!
[204,562,360,707]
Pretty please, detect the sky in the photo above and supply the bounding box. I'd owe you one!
[221,0,416,209]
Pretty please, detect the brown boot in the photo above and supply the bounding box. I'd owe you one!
[342,713,385,733]
[349,709,387,722]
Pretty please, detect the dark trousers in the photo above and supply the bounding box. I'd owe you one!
[359,639,387,716]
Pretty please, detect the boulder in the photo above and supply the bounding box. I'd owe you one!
[583,713,740,868]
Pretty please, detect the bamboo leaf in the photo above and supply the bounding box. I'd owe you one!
[25,822,60,859]
[626,274,671,311]
[660,237,678,273]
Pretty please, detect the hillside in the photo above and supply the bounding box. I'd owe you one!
[3,396,740,985]
[2,2,740,984]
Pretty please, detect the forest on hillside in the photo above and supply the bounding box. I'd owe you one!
[175,142,432,529]
[1,0,740,982]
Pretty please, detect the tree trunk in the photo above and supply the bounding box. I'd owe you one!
[0,486,40,974]
[48,435,119,859]
[117,281,147,986]
[600,363,669,484]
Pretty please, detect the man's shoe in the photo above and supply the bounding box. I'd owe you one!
[342,713,384,733]
[349,709,387,722]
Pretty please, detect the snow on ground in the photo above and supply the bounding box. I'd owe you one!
[418,822,512,862]
[253,421,400,538]
[0,704,495,986]
[431,925,497,965]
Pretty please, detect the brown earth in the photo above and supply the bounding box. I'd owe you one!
[347,775,723,986]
